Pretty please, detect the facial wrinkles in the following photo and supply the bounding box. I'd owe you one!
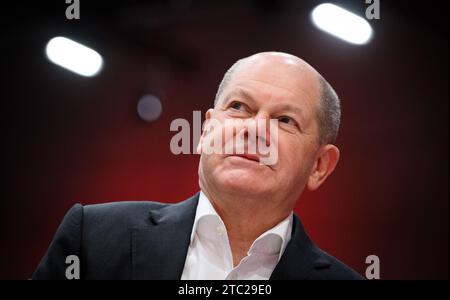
[219,81,318,138]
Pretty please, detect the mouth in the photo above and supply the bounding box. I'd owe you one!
[225,153,275,170]
[227,153,260,163]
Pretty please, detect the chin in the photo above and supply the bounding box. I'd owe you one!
[217,170,272,196]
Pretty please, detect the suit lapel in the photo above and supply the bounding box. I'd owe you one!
[131,193,199,279]
[270,214,331,280]
[131,194,330,280]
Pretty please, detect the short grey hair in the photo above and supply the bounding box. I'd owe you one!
[214,59,243,106]
[214,61,341,145]
[316,75,341,145]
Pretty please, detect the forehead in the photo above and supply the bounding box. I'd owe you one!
[224,55,321,108]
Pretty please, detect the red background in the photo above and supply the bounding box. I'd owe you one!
[1,0,448,279]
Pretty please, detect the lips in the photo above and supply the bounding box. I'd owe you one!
[228,153,260,162]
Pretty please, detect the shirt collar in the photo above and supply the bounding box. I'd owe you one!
[189,191,222,243]
[190,191,293,260]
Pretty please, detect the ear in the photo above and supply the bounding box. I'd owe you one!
[306,144,340,191]
[196,109,214,154]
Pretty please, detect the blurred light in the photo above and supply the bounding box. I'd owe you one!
[311,3,373,45]
[137,95,162,122]
[45,36,103,77]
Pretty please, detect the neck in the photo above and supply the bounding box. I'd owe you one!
[200,188,292,266]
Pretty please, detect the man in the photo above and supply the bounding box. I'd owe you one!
[33,52,363,280]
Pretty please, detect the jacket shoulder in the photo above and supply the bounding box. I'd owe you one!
[84,200,168,218]
[82,200,171,232]
[310,248,365,280]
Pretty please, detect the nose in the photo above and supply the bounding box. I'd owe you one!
[244,112,271,147]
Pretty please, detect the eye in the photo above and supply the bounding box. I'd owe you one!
[278,116,296,126]
[229,101,245,111]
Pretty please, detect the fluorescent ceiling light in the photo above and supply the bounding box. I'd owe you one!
[45,36,103,77]
[311,3,373,45]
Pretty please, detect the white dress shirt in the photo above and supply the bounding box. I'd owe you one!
[181,191,293,280]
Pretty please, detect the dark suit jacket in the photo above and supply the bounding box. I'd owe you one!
[32,192,363,280]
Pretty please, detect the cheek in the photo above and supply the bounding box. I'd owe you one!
[277,136,314,176]
[278,144,300,173]
[201,152,221,171]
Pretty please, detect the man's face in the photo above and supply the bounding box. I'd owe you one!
[198,54,322,206]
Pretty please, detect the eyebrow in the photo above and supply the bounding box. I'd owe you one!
[223,87,303,118]
[276,103,303,118]
[222,88,257,106]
